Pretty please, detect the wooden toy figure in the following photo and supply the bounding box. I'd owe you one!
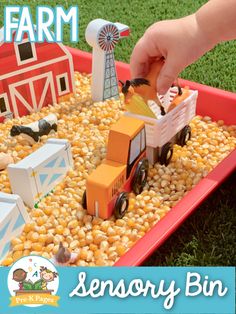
[10,114,58,145]
[85,19,129,101]
[82,116,149,220]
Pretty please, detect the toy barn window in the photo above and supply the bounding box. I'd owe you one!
[56,73,70,96]
[0,94,10,117]
[15,39,37,66]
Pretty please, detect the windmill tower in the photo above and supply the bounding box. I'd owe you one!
[85,19,129,102]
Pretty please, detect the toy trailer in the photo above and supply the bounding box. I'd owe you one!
[7,139,73,208]
[0,192,30,262]
[82,116,149,219]
[125,88,198,165]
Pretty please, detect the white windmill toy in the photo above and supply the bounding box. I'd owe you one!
[85,19,130,101]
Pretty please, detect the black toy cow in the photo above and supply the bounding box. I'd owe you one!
[10,114,58,144]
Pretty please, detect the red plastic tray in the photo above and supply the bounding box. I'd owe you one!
[67,47,236,266]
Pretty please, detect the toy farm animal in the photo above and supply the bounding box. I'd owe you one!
[166,86,190,112]
[120,59,191,118]
[0,152,13,170]
[120,59,166,116]
[10,114,58,145]
[51,242,78,266]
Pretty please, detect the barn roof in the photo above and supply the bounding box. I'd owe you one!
[0,18,37,46]
[0,24,74,78]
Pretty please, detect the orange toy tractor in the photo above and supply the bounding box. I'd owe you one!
[82,116,149,219]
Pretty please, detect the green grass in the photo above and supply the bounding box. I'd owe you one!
[0,0,235,266]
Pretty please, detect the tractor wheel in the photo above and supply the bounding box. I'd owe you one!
[159,142,173,166]
[132,158,149,195]
[178,125,191,146]
[82,190,87,209]
[114,192,129,219]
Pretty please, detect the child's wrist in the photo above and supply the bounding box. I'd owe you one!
[195,0,236,44]
[191,13,218,52]
[178,14,216,58]
[194,11,222,48]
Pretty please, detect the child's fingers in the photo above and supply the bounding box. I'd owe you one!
[130,39,149,77]
[156,55,183,94]
[130,36,162,78]
[131,61,149,79]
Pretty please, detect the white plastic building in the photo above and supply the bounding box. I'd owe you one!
[0,192,30,262]
[85,19,129,101]
[7,139,73,208]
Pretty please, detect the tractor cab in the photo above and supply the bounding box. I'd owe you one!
[82,116,149,219]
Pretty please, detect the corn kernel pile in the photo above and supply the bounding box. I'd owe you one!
[1,72,236,266]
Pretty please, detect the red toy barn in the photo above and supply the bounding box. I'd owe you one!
[0,28,75,122]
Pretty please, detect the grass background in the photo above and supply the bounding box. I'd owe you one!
[0,0,235,265]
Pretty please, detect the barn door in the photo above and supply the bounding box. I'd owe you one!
[9,72,56,118]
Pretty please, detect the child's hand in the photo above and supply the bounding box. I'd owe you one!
[130,15,213,95]
[130,0,236,95]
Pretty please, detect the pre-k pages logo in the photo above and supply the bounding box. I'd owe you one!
[8,255,60,307]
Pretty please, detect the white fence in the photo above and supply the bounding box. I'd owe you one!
[8,139,73,208]
[0,192,30,262]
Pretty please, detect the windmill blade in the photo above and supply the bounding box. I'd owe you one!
[98,23,119,52]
